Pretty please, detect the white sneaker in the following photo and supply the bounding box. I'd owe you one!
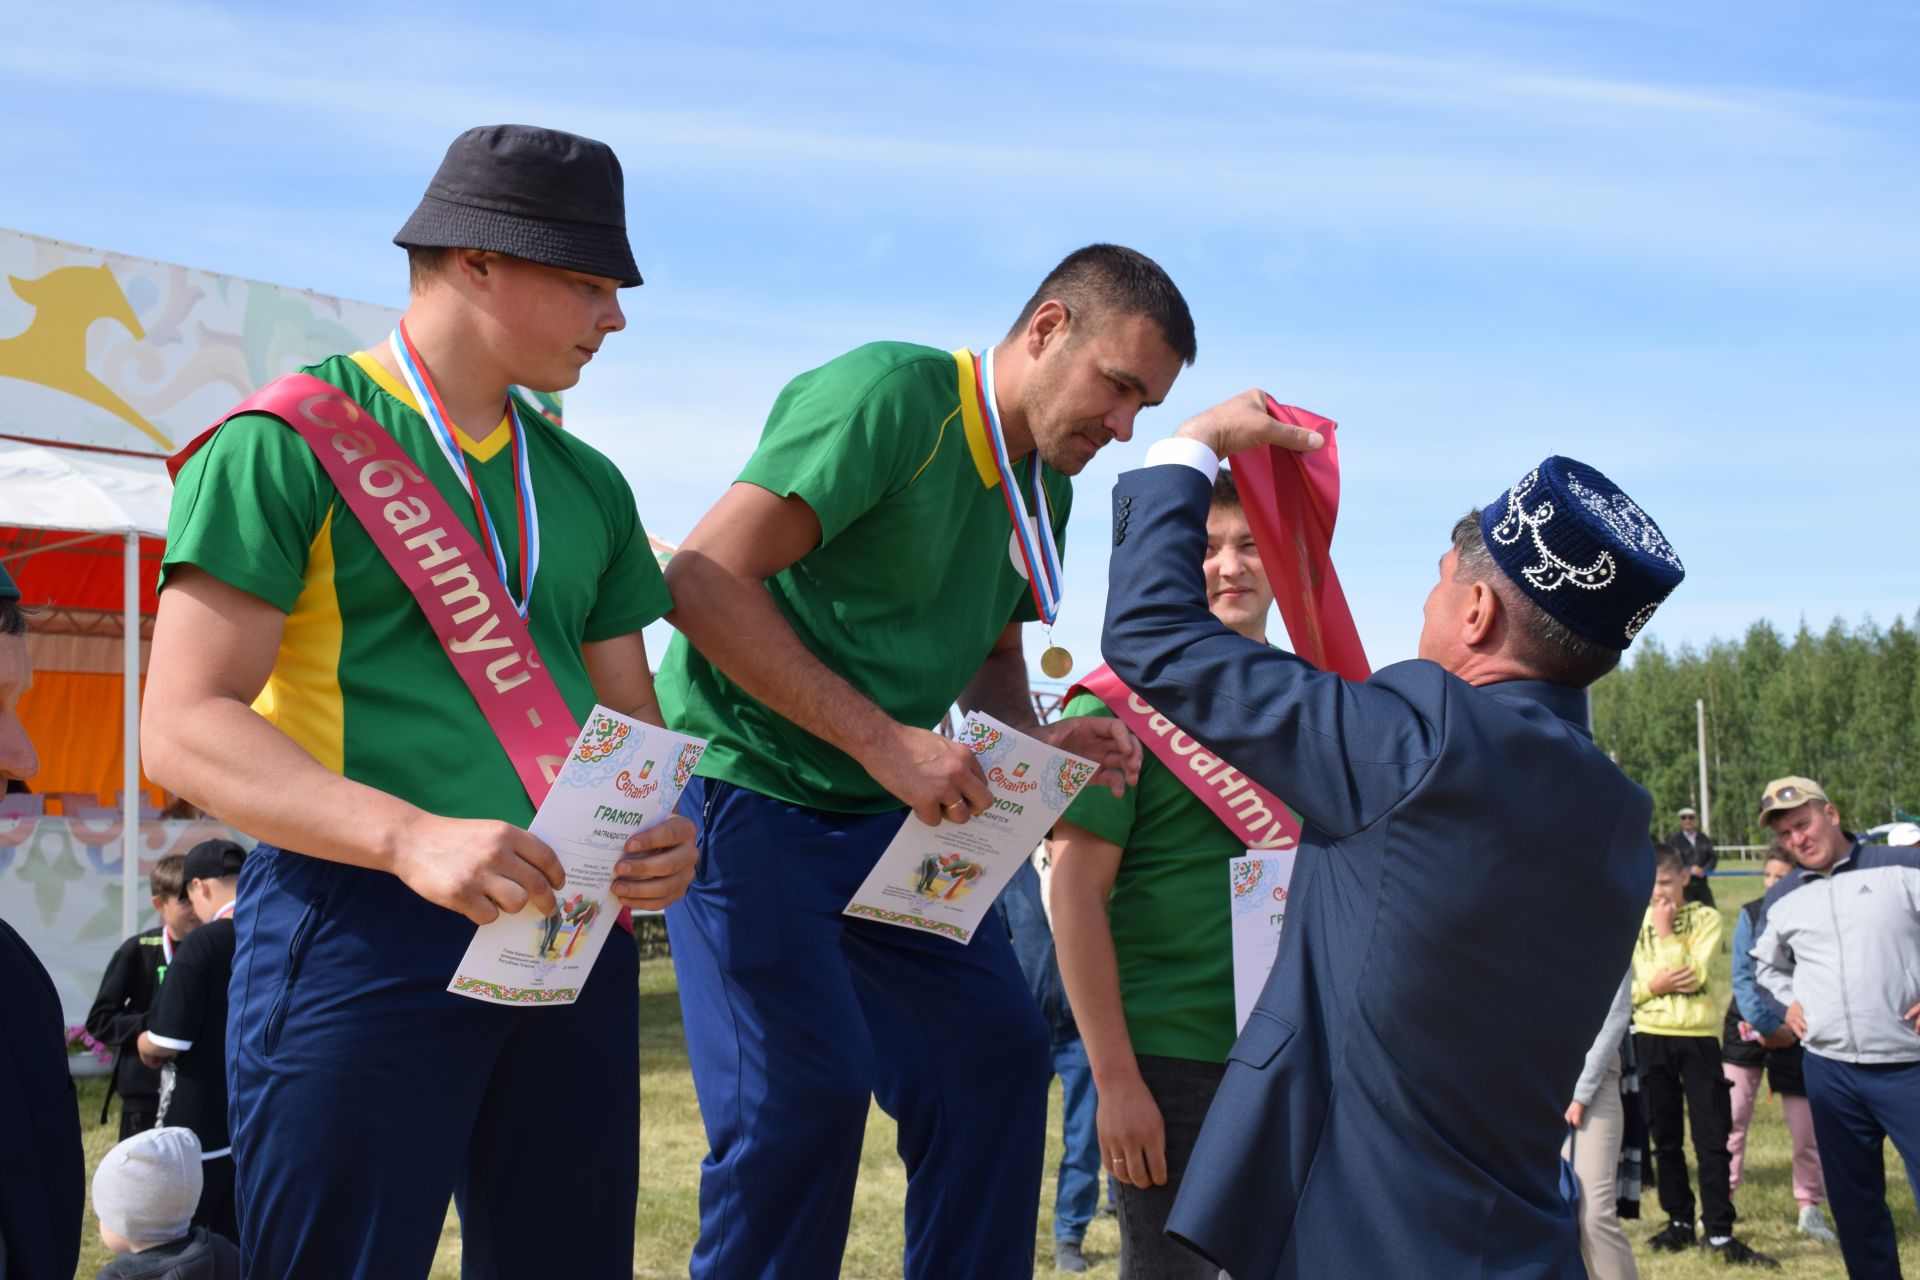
[1798,1204,1838,1243]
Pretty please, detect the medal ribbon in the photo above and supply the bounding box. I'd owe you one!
[976,345,1064,624]
[161,928,174,966]
[389,323,540,618]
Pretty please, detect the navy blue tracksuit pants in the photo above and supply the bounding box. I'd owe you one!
[228,845,639,1279]
[667,776,1052,1279]
[1802,1052,1920,1280]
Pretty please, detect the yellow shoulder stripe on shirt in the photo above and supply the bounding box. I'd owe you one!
[951,349,999,490]
[348,351,513,463]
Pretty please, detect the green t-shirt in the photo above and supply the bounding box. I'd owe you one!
[161,353,673,828]
[1058,691,1249,1064]
[656,341,1071,812]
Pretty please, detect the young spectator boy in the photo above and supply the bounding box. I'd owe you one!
[1633,843,1776,1267]
[1051,469,1282,1280]
[1722,843,1835,1242]
[137,839,246,1241]
[87,852,199,1137]
[91,1126,239,1278]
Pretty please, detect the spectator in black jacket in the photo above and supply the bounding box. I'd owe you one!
[1669,806,1718,906]
[87,852,198,1137]
[137,839,247,1242]
[0,560,85,1280]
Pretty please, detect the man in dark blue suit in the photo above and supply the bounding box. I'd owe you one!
[0,562,85,1280]
[1101,396,1685,1280]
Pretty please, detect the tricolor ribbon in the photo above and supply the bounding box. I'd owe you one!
[390,323,540,619]
[977,345,1064,625]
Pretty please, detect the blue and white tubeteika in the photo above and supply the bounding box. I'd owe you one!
[1480,455,1685,651]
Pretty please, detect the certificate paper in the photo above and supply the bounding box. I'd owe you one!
[449,706,706,1005]
[844,713,1098,944]
[1229,849,1298,1032]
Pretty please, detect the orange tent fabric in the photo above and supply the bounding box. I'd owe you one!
[16,671,161,806]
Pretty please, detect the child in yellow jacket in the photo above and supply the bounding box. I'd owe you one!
[1631,845,1776,1267]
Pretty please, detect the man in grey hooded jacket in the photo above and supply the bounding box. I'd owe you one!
[1752,775,1920,1280]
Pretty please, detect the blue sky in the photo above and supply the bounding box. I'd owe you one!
[4,0,1915,679]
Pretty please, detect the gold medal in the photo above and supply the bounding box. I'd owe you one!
[1039,645,1074,679]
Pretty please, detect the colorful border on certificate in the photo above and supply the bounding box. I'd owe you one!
[844,903,972,944]
[450,975,580,1003]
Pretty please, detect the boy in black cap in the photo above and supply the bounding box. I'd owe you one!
[142,125,699,1275]
[138,839,247,1242]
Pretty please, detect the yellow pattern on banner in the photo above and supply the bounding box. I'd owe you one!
[0,263,170,448]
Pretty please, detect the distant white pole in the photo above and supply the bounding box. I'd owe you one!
[122,530,140,941]
[1696,697,1711,837]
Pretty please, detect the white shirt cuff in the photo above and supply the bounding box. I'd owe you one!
[1145,437,1220,484]
[146,1032,193,1051]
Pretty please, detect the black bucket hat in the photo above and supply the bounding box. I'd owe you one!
[394,124,643,288]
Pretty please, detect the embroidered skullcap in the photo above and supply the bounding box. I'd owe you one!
[1480,457,1684,651]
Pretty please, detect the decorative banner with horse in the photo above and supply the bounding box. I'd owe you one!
[0,226,403,457]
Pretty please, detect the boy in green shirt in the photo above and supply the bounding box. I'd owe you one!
[1051,469,1279,1280]
[142,125,698,1277]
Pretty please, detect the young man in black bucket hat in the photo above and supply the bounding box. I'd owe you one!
[143,125,699,1277]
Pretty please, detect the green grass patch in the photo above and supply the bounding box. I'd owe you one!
[71,874,1914,1276]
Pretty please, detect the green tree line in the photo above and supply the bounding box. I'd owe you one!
[1591,615,1919,849]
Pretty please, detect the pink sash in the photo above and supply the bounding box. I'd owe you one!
[1071,666,1300,851]
[1065,400,1374,851]
[1229,400,1372,682]
[170,374,578,806]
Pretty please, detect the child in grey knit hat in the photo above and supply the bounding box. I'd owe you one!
[92,1127,238,1279]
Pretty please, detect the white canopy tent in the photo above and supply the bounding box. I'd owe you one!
[0,442,171,943]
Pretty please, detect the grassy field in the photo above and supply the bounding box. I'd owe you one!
[71,873,1915,1277]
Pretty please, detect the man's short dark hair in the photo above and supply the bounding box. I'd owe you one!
[1450,511,1620,689]
[1008,244,1196,366]
[404,244,454,293]
[1211,469,1242,514]
[1652,842,1687,876]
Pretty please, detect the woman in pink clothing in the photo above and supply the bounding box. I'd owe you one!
[1721,846,1837,1242]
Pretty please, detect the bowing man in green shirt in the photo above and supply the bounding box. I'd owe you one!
[658,245,1210,1278]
